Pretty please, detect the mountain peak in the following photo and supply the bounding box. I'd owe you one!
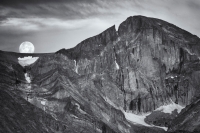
[57,15,200,62]
[118,15,199,44]
[57,25,117,60]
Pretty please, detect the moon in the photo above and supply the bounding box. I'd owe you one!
[19,41,35,53]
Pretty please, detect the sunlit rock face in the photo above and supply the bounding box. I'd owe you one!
[1,15,200,133]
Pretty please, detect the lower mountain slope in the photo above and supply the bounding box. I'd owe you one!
[0,85,54,133]
[168,98,200,133]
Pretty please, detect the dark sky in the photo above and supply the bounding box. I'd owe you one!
[0,0,200,53]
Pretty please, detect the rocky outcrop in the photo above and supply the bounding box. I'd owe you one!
[145,110,178,127]
[168,98,200,133]
[57,25,117,60]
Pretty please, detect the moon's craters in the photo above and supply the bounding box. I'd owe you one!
[19,41,35,53]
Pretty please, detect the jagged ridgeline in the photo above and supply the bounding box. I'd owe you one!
[1,15,200,133]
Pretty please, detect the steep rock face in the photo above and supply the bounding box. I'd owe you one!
[27,54,132,133]
[168,98,200,133]
[8,46,165,132]
[0,60,24,85]
[57,25,117,60]
[109,16,200,112]
[57,15,200,113]
[145,110,178,127]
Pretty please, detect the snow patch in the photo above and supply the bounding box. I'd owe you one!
[25,73,31,83]
[166,75,178,79]
[75,103,86,114]
[74,60,78,73]
[184,48,195,55]
[155,100,184,114]
[41,100,46,105]
[123,111,168,131]
[123,112,150,126]
[102,112,110,121]
[184,48,200,60]
[18,56,39,66]
[114,56,119,70]
[103,96,167,131]
[100,51,104,56]
[115,60,119,69]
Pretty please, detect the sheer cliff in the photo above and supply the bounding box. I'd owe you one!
[57,15,200,112]
[168,98,200,133]
[1,15,200,133]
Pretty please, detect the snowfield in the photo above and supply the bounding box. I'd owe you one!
[104,96,168,130]
[123,111,151,127]
[123,111,168,131]
[122,100,184,131]
[18,56,39,66]
[155,100,184,114]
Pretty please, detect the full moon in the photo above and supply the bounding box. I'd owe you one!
[19,41,35,53]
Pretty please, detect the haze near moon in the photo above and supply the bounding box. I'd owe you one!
[19,42,35,53]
